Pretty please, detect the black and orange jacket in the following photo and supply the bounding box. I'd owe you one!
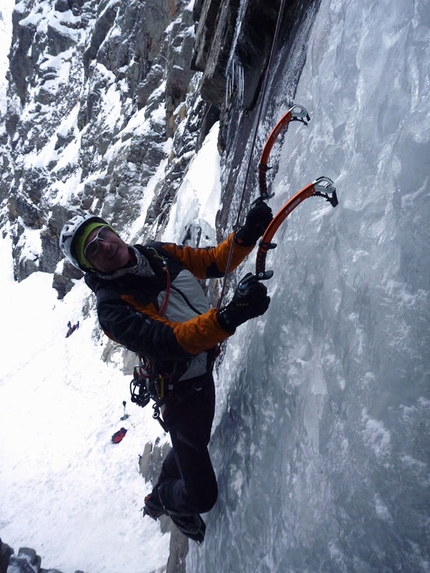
[85,233,254,381]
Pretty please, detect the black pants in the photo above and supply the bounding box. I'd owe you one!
[154,372,218,515]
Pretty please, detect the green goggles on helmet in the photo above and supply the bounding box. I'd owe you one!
[74,222,115,269]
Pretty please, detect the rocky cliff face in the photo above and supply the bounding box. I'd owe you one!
[2,0,203,291]
[0,0,310,295]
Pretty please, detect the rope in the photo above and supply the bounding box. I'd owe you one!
[217,0,288,309]
[159,263,171,316]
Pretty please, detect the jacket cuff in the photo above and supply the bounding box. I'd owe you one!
[216,308,236,334]
[235,225,258,247]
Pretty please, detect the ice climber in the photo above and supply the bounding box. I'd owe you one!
[59,201,272,542]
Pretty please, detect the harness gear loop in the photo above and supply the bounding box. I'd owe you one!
[152,402,168,432]
[129,358,171,430]
[129,347,219,433]
[217,0,289,309]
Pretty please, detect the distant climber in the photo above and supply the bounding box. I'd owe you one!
[111,427,127,444]
[65,320,80,338]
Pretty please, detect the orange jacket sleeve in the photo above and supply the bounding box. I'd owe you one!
[160,233,254,279]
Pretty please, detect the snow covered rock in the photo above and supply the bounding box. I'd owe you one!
[2,544,84,573]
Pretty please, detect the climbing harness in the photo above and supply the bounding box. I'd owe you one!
[129,355,183,431]
[129,360,170,431]
[129,347,219,432]
[129,364,205,432]
[128,245,221,430]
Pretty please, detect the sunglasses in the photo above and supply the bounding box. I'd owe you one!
[84,226,111,260]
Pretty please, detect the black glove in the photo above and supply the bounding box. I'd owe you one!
[235,199,273,246]
[217,273,270,333]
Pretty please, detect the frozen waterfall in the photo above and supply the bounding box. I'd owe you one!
[191,0,430,571]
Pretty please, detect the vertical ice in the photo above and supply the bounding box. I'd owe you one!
[190,0,430,571]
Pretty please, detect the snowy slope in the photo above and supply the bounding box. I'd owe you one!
[0,124,223,572]
[0,232,170,571]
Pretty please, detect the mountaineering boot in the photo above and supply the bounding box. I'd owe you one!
[144,489,206,543]
[143,492,165,520]
[168,512,206,544]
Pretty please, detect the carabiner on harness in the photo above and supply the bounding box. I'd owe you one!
[130,365,151,408]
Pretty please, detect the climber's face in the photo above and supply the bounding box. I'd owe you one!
[84,226,130,273]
